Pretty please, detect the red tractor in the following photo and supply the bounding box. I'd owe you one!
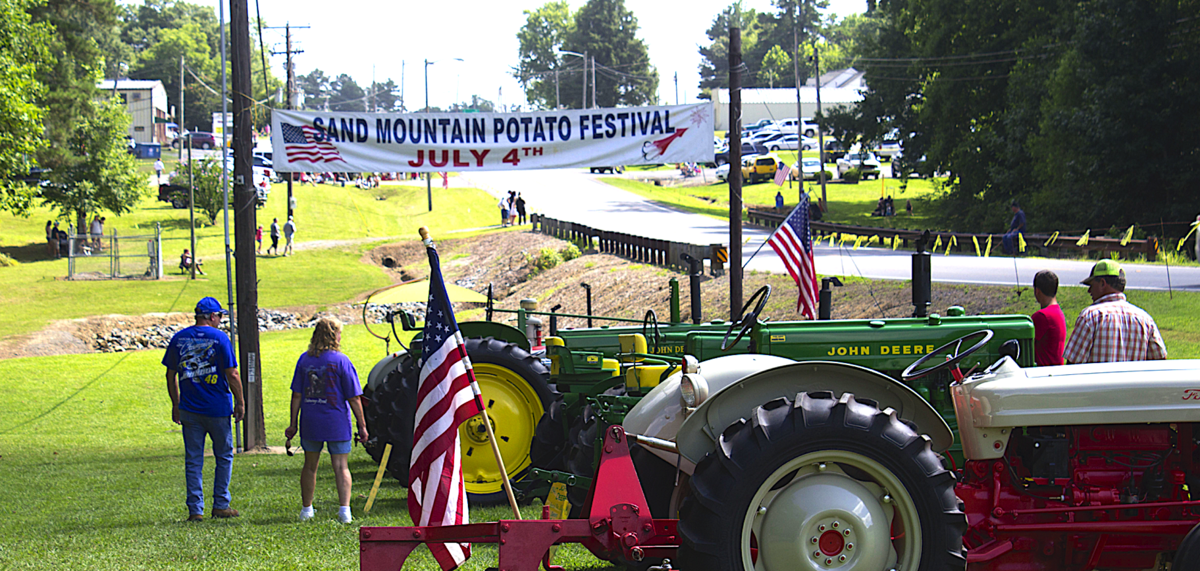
[361,330,1200,570]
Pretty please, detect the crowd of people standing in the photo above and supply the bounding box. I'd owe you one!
[498,191,526,227]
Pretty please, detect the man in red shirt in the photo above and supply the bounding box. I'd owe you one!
[1063,260,1167,364]
[1031,270,1066,366]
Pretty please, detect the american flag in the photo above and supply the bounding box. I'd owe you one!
[767,194,819,319]
[408,242,484,571]
[280,122,342,163]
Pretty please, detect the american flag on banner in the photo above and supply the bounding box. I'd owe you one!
[773,161,790,186]
[767,193,819,319]
[409,242,484,571]
[280,122,343,163]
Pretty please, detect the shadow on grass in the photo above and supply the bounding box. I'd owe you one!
[1,242,58,263]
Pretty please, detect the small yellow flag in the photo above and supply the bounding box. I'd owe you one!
[1044,231,1060,247]
[892,236,900,250]
[1177,221,1199,251]
[985,235,993,258]
[972,236,981,257]
[1017,233,1027,253]
[933,235,943,252]
[1077,230,1090,246]
[944,235,957,256]
[1120,225,1135,246]
[853,236,864,250]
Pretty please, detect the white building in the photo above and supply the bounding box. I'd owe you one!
[96,79,171,144]
[710,68,866,131]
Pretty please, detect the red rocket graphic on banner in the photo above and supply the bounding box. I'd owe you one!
[641,128,688,161]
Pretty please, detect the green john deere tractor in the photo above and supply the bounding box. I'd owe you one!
[362,242,1034,506]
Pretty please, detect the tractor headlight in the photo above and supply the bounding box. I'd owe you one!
[682,354,700,374]
[680,373,709,408]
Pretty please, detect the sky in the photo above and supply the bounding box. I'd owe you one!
[179,0,868,111]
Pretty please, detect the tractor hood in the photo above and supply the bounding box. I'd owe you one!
[953,358,1200,428]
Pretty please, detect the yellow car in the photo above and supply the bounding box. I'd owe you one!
[740,153,782,184]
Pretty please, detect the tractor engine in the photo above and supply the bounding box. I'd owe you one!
[958,423,1196,570]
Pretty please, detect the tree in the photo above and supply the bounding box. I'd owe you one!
[697,2,760,97]
[38,98,144,232]
[515,0,658,108]
[759,44,791,88]
[449,95,496,113]
[514,1,573,109]
[297,69,331,110]
[328,74,365,111]
[0,0,52,215]
[568,0,658,107]
[370,79,401,111]
[180,156,225,225]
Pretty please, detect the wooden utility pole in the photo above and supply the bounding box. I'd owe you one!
[729,27,743,321]
[231,0,265,449]
[268,23,306,220]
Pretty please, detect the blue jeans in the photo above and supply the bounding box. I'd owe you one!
[180,409,233,515]
[1002,230,1019,254]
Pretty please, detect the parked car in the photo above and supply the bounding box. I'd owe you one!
[741,153,782,184]
[713,142,768,167]
[714,162,731,182]
[746,129,783,144]
[893,150,931,178]
[876,139,901,161]
[589,166,624,174]
[822,140,847,161]
[181,131,217,149]
[793,156,830,180]
[766,134,818,152]
[837,151,882,179]
[158,184,190,208]
[777,117,821,137]
[744,118,777,133]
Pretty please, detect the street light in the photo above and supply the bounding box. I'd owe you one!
[423,57,464,211]
[556,49,589,109]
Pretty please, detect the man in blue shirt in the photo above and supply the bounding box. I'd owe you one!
[1002,201,1026,255]
[163,297,244,521]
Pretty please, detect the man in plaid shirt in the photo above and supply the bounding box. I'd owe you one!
[1063,260,1167,363]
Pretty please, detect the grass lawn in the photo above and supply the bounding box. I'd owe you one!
[0,324,617,570]
[0,174,501,340]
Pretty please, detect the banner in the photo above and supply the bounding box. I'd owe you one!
[270,104,714,173]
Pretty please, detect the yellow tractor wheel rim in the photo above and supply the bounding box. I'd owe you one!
[458,362,545,497]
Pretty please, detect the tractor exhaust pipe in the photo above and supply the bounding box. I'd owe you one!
[819,277,843,320]
[913,230,932,318]
[681,253,703,324]
[581,283,593,328]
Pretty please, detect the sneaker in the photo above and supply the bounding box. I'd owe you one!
[187,514,204,522]
[337,509,352,524]
[299,508,315,522]
[211,508,240,519]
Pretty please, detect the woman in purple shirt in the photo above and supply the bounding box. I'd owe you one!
[284,317,368,523]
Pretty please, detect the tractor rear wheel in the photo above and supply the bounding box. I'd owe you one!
[458,337,555,505]
[678,392,966,571]
[363,355,418,483]
[1173,523,1200,568]
[530,397,568,472]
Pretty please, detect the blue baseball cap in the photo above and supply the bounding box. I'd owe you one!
[195,296,228,315]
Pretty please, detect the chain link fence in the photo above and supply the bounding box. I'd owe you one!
[67,224,163,280]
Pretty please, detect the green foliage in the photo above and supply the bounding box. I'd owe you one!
[0,252,17,266]
[39,98,145,230]
[857,0,1200,240]
[0,0,52,216]
[842,167,861,184]
[526,246,563,273]
[184,156,226,225]
[759,44,792,87]
[559,242,582,261]
[516,0,659,109]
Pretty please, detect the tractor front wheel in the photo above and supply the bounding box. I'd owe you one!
[678,392,966,571]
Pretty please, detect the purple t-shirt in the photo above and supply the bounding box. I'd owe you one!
[290,350,362,442]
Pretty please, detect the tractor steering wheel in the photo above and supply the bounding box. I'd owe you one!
[901,329,994,381]
[641,309,661,355]
[721,285,772,351]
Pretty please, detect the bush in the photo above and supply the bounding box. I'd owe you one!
[842,168,861,184]
[0,253,17,267]
[559,243,581,261]
[527,247,563,273]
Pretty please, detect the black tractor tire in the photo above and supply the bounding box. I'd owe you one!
[362,355,418,483]
[564,401,601,511]
[678,392,966,571]
[1174,523,1200,568]
[530,397,568,472]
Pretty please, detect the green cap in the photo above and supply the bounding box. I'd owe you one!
[1081,259,1124,285]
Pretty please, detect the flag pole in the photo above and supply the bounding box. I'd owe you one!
[419,227,522,520]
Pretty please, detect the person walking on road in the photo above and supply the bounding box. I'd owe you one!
[155,159,165,184]
[162,297,244,522]
[1031,270,1066,366]
[284,317,367,523]
[255,225,263,255]
[268,218,280,256]
[1063,260,1167,364]
[282,216,296,256]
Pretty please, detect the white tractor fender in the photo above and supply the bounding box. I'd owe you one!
[365,350,410,392]
[674,360,953,466]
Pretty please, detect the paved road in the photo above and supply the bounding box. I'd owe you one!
[464,169,1200,292]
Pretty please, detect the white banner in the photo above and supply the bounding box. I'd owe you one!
[270,104,713,173]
